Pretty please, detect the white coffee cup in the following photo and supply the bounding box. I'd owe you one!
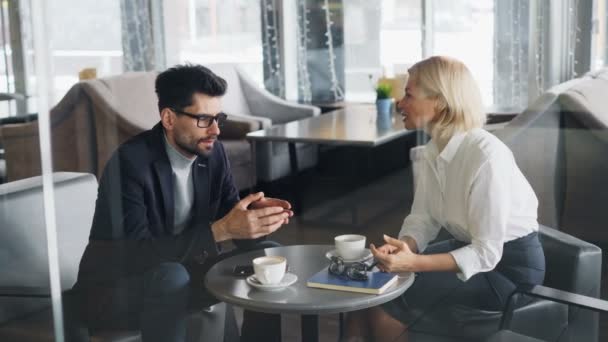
[252,256,287,285]
[335,234,366,260]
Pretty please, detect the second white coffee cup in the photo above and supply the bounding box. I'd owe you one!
[335,234,366,260]
[252,256,287,285]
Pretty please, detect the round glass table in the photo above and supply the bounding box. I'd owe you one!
[205,244,415,342]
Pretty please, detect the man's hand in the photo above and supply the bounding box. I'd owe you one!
[248,196,291,210]
[370,234,419,273]
[248,196,293,224]
[212,192,292,242]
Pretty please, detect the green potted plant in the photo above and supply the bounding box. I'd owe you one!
[375,82,393,118]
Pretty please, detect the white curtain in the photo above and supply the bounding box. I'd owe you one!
[120,0,166,71]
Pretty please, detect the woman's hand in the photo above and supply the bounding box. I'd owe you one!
[370,234,419,273]
[373,242,399,255]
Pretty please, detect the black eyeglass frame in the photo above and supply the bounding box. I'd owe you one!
[328,256,377,281]
[171,108,228,128]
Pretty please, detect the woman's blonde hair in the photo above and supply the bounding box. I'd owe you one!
[408,56,486,142]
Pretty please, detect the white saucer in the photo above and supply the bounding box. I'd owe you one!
[326,249,373,263]
[246,273,298,291]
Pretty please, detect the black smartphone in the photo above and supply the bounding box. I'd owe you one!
[233,265,255,277]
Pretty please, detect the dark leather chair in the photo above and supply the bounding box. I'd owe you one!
[487,283,608,341]
[407,226,602,342]
[486,330,545,342]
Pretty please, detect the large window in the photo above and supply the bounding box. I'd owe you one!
[0,0,122,117]
[344,0,422,102]
[591,0,607,70]
[432,0,494,104]
[163,0,263,84]
[0,0,38,117]
[343,0,494,105]
[49,0,122,104]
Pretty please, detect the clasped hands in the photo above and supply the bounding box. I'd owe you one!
[370,234,418,273]
[212,192,293,242]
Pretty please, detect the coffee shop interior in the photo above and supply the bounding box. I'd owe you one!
[1,0,608,341]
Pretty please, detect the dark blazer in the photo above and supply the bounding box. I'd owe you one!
[76,123,253,287]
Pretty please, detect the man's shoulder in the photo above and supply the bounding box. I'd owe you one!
[115,126,159,160]
[101,125,163,176]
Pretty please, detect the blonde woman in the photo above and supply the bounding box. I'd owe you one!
[345,56,545,341]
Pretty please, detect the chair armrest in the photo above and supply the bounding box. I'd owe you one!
[0,92,26,101]
[486,113,517,124]
[513,285,608,313]
[248,94,320,124]
[236,67,320,124]
[0,286,51,298]
[501,284,608,329]
[0,113,38,125]
[221,113,271,140]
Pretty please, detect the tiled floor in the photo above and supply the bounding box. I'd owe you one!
[235,163,608,341]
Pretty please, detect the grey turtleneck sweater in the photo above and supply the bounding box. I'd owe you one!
[163,134,196,234]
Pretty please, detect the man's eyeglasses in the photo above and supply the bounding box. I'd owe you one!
[171,108,228,128]
[328,256,378,281]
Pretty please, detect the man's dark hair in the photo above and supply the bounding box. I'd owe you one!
[155,64,227,111]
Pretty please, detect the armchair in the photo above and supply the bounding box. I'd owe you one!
[405,226,602,342]
[0,72,260,191]
[208,64,321,182]
[553,69,608,243]
[493,68,608,243]
[487,284,608,341]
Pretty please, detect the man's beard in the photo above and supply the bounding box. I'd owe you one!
[176,135,215,157]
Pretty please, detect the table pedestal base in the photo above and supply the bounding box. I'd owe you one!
[301,314,319,342]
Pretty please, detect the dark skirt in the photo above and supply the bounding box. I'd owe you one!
[382,231,545,332]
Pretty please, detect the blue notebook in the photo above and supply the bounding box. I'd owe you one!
[306,267,398,295]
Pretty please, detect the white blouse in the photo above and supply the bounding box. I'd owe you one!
[399,128,538,281]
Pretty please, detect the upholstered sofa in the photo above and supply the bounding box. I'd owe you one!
[0,72,261,191]
[0,172,237,342]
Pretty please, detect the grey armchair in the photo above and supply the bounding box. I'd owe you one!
[405,226,602,342]
[0,72,260,191]
[493,68,608,243]
[208,64,321,182]
[487,284,608,341]
[0,173,237,342]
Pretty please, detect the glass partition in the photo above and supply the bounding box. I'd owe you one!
[591,0,607,69]
[0,1,606,341]
[49,0,122,104]
[163,0,264,84]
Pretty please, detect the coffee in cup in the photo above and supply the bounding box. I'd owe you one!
[252,256,287,285]
[335,234,366,260]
